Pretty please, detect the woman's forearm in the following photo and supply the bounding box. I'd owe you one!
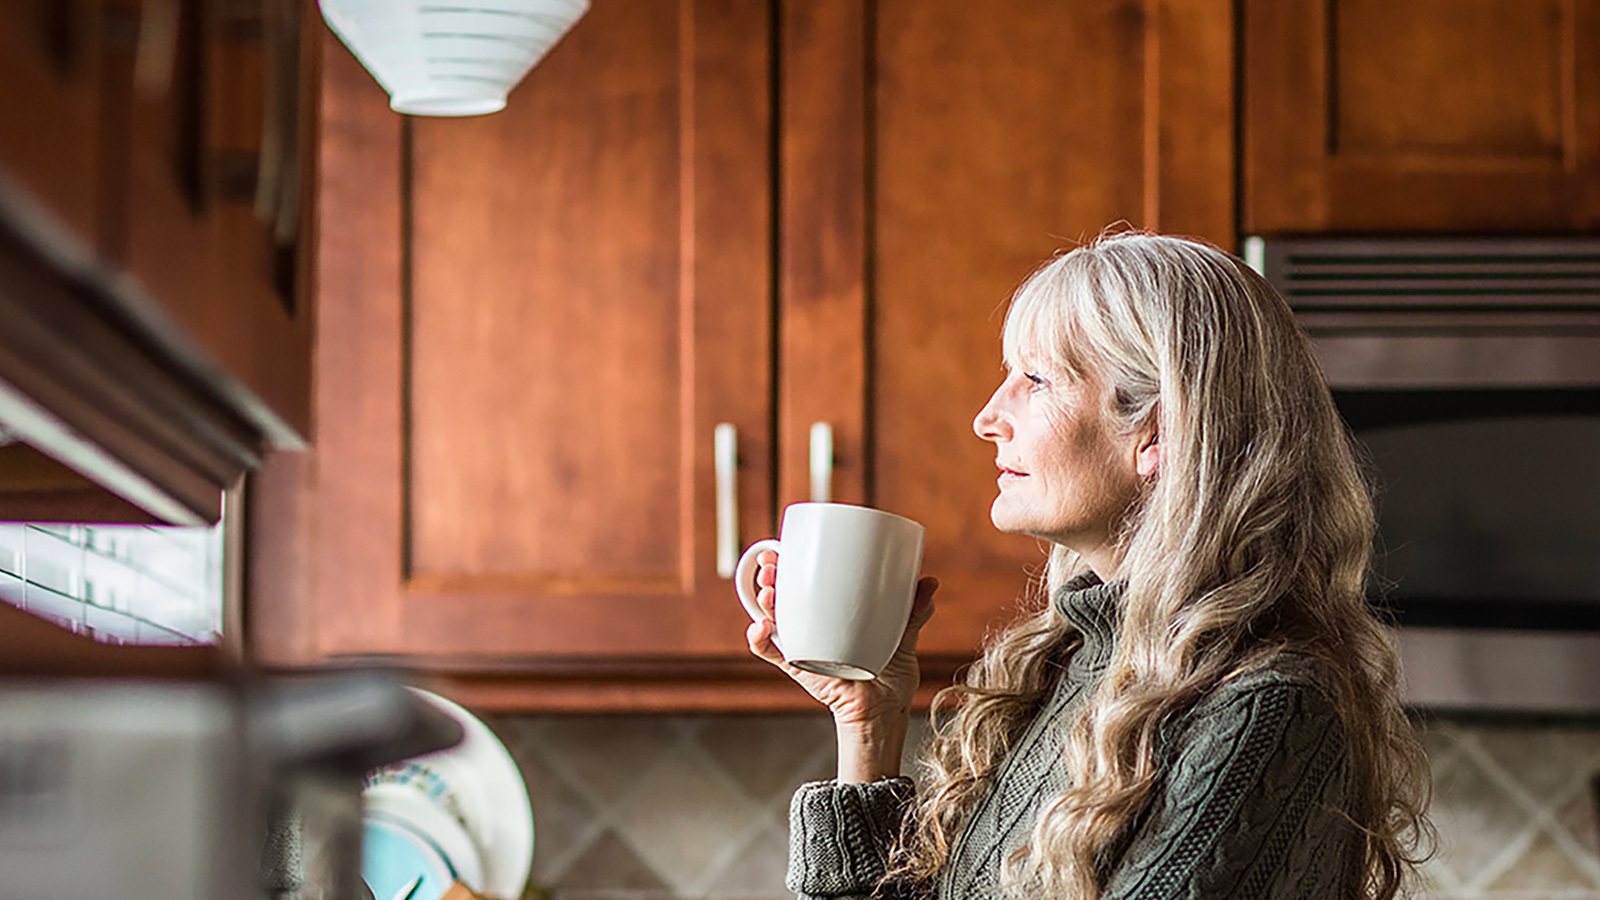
[835,714,909,783]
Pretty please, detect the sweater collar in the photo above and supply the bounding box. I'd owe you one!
[1054,572,1125,674]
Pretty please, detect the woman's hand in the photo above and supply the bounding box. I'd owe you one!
[744,549,939,782]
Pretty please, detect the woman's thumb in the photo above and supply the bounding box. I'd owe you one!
[904,576,939,639]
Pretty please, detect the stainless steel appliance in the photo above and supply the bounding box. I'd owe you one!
[1247,236,1600,712]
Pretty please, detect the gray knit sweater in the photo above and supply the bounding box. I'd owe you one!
[786,576,1363,899]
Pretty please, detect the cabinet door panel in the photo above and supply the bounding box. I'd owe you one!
[782,0,1234,659]
[0,0,105,259]
[113,0,212,323]
[200,0,314,446]
[1245,0,1600,232]
[409,16,686,585]
[279,0,773,663]
[112,0,311,446]
[874,0,1148,633]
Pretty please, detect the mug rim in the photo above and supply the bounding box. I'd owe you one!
[783,501,925,533]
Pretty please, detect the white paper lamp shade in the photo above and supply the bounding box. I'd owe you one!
[318,0,589,116]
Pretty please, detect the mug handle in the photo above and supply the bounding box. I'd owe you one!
[734,539,782,625]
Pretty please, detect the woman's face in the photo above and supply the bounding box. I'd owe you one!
[972,359,1150,576]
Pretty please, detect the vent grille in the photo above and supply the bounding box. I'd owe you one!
[1247,237,1600,314]
[1242,236,1600,387]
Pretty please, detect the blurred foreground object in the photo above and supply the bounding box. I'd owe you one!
[0,618,462,900]
[317,0,589,116]
[362,689,534,900]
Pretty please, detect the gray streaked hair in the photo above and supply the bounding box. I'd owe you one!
[891,230,1433,900]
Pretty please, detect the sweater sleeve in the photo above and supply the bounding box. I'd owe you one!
[786,776,921,900]
[1101,679,1362,900]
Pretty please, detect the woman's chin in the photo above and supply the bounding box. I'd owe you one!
[988,504,1035,536]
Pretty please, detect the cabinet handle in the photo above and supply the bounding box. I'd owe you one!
[133,0,181,96]
[714,423,738,578]
[256,0,303,246]
[809,422,833,503]
[134,0,206,208]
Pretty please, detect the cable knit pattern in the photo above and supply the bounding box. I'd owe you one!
[949,575,1123,898]
[1102,671,1357,900]
[786,577,1364,900]
[788,776,917,897]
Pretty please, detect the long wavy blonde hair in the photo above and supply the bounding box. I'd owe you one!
[890,231,1432,899]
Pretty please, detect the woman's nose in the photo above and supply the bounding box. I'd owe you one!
[974,391,1008,442]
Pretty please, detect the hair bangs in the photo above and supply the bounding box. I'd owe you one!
[1003,255,1095,381]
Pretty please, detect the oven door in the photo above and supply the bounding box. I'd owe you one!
[1339,389,1600,712]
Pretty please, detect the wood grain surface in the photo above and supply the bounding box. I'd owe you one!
[1244,0,1600,232]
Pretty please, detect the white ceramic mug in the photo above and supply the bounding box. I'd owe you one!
[734,502,926,680]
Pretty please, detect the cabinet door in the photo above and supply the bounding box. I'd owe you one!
[780,0,1234,666]
[109,0,312,447]
[1245,0,1600,233]
[202,0,315,446]
[0,0,106,260]
[252,0,774,685]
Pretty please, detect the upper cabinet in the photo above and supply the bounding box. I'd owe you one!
[252,0,1235,709]
[109,0,315,445]
[0,0,315,525]
[0,1,107,258]
[251,0,778,706]
[781,0,1234,664]
[1244,0,1600,233]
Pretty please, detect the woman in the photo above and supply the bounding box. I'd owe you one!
[744,232,1432,899]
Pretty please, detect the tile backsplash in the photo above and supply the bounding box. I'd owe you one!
[487,712,1600,900]
[0,522,223,644]
[1422,719,1600,897]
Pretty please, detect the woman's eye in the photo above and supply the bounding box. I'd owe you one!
[1024,372,1048,389]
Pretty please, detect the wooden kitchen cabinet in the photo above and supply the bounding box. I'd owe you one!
[250,0,1234,709]
[0,0,107,260]
[1244,0,1600,233]
[250,0,779,706]
[0,0,317,526]
[0,442,159,523]
[107,0,314,446]
[781,0,1234,667]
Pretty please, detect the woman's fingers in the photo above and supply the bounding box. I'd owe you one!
[910,576,939,623]
[744,546,780,662]
[746,617,784,666]
[898,576,940,652]
[746,618,814,685]
[755,550,778,617]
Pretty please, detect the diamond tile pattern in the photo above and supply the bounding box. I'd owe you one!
[489,718,605,887]
[490,713,1600,900]
[557,829,673,896]
[1429,741,1538,887]
[538,718,680,804]
[1479,728,1600,802]
[704,823,790,900]
[612,737,762,893]
[1483,827,1597,892]
[697,717,834,803]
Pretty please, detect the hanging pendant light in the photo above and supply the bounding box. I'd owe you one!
[317,1,589,117]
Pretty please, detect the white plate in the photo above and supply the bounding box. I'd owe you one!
[364,786,486,892]
[361,814,459,900]
[364,689,534,899]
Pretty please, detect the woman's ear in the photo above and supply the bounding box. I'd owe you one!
[1134,427,1160,478]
